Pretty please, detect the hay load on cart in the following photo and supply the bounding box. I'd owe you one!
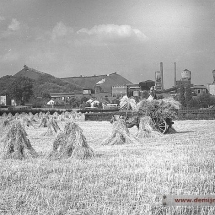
[114,95,181,134]
[136,97,181,134]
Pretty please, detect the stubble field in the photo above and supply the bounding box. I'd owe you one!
[0,118,215,215]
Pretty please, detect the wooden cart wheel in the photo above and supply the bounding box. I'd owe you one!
[152,118,169,134]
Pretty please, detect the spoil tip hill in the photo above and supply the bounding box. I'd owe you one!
[0,66,132,96]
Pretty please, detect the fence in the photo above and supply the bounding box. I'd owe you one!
[178,108,215,119]
[1,107,215,120]
[85,109,215,121]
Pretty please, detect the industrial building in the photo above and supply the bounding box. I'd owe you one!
[155,62,164,91]
[207,70,215,95]
[1,63,213,108]
[176,69,192,87]
[112,86,127,97]
[111,80,155,98]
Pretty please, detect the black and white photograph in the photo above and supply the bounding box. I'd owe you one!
[0,0,215,214]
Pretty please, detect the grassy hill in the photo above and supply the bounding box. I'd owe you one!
[14,65,46,80]
[1,66,132,97]
[5,65,83,97]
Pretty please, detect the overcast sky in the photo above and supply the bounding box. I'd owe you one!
[0,0,215,88]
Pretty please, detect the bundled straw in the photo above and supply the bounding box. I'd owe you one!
[53,112,59,119]
[21,116,35,128]
[3,117,13,128]
[14,113,20,120]
[29,112,37,123]
[2,112,7,118]
[103,118,138,145]
[48,122,94,159]
[7,113,13,118]
[0,118,12,137]
[136,116,162,139]
[120,96,137,111]
[137,97,181,120]
[1,121,38,159]
[42,117,61,136]
[39,117,48,128]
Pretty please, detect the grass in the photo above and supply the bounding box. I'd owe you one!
[0,118,215,214]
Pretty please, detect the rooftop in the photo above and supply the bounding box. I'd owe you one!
[61,72,132,93]
[192,85,207,89]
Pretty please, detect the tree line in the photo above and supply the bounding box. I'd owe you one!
[178,84,215,108]
[2,76,121,108]
[3,76,215,109]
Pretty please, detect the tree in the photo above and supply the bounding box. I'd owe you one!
[30,97,43,108]
[80,96,88,104]
[69,97,81,108]
[104,96,110,103]
[8,76,33,105]
[0,75,15,95]
[179,84,186,107]
[187,97,199,108]
[111,98,120,105]
[85,101,91,107]
[196,92,212,108]
[210,95,215,106]
[185,85,193,107]
[42,92,51,99]
[98,102,103,109]
[140,90,149,99]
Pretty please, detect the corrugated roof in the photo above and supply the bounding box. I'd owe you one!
[192,85,207,89]
[61,72,132,93]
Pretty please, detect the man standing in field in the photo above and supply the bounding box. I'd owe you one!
[147,86,157,101]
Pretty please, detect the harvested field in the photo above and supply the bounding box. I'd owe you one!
[0,118,215,214]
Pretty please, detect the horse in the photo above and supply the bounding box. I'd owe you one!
[110,114,140,129]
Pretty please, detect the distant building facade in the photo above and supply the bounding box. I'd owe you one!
[83,89,92,95]
[0,95,11,106]
[50,89,94,101]
[50,92,75,100]
[112,86,127,97]
[139,80,155,91]
[127,84,140,97]
[191,85,208,95]
[111,80,155,98]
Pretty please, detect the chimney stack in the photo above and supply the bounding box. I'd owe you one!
[160,62,164,90]
[174,62,176,87]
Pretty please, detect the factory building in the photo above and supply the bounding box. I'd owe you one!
[207,70,215,95]
[155,62,164,91]
[112,86,127,97]
[176,69,192,87]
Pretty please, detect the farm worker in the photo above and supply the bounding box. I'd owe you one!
[147,86,157,101]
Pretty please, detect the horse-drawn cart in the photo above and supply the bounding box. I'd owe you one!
[124,114,174,134]
[115,97,180,134]
[150,117,174,134]
[111,111,174,134]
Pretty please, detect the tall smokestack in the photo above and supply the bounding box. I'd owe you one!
[160,62,164,90]
[174,62,176,87]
